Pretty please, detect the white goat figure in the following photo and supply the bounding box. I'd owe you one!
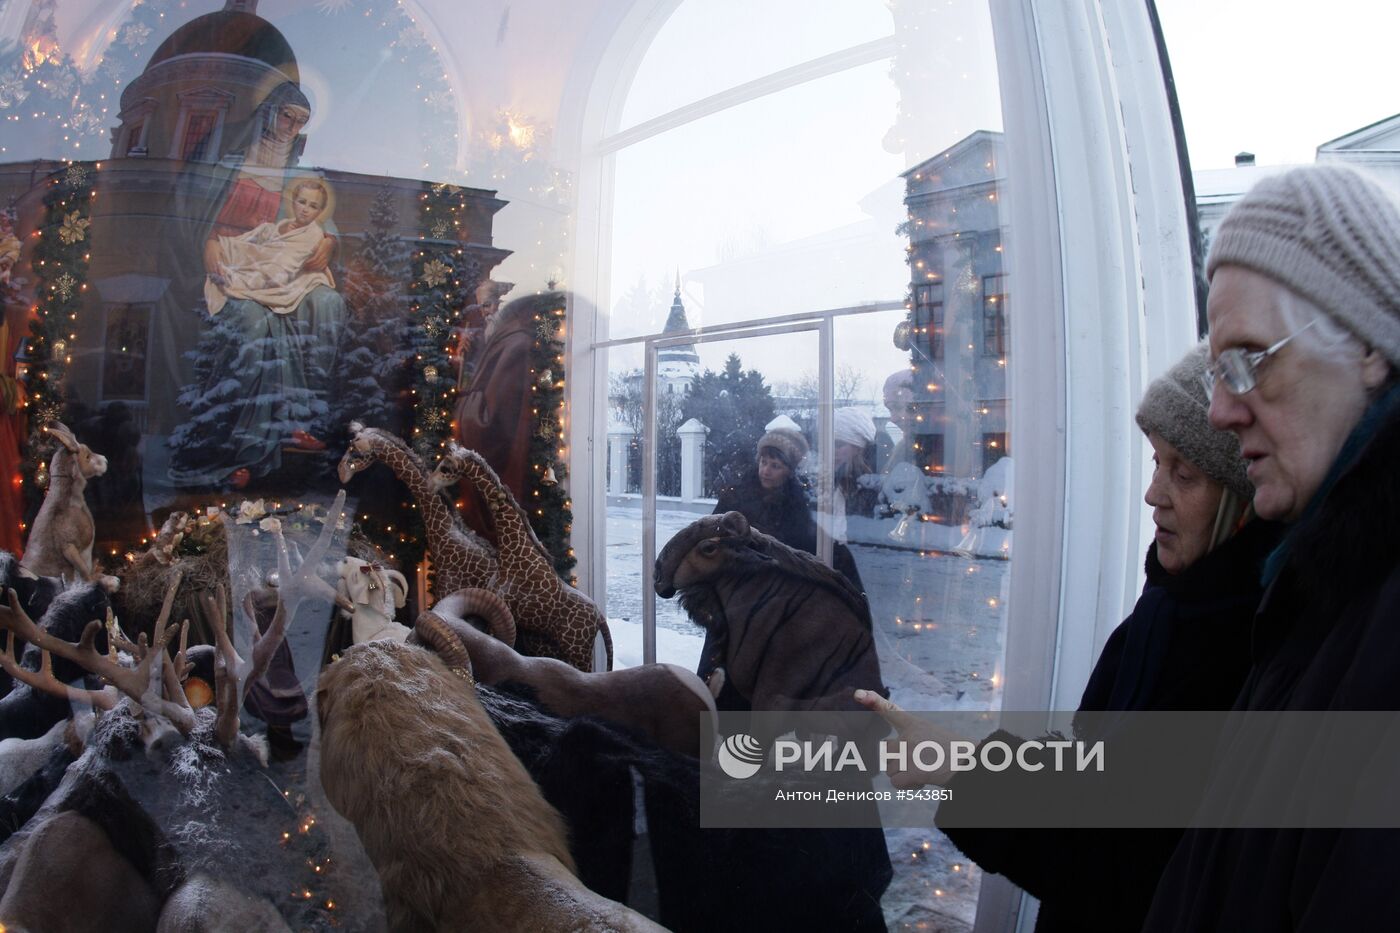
[335,556,410,645]
[20,423,115,590]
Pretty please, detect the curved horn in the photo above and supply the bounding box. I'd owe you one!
[412,611,475,687]
[718,510,749,537]
[433,588,516,648]
[384,569,409,609]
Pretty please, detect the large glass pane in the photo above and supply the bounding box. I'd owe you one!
[0,0,1019,929]
[654,328,819,668]
[619,0,895,130]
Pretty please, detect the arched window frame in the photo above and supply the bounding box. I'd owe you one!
[562,2,1198,926]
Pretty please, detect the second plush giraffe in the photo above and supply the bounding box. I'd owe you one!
[431,442,613,672]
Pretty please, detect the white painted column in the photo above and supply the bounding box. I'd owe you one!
[607,425,633,494]
[677,417,709,501]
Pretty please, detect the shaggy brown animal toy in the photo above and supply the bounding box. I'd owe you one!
[654,511,887,721]
[316,640,665,932]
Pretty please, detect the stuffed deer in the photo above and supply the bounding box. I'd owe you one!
[20,423,114,590]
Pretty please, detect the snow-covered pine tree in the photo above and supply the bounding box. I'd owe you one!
[168,307,254,483]
[335,186,412,439]
[169,305,327,487]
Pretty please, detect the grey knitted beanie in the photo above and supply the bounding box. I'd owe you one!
[1136,343,1251,498]
[756,427,808,469]
[1206,164,1400,366]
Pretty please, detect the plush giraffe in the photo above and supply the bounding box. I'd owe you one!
[430,442,613,673]
[337,423,499,596]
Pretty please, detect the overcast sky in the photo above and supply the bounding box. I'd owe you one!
[1157,0,1400,168]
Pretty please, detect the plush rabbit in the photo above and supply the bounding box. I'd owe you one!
[20,423,116,590]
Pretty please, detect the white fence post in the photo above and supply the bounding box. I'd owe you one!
[678,417,709,501]
[607,423,633,494]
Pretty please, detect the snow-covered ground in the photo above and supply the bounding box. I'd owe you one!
[605,504,1011,931]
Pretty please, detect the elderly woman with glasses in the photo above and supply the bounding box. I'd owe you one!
[857,342,1280,933]
[1142,165,1400,931]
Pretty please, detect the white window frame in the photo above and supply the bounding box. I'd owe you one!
[562,1,1198,929]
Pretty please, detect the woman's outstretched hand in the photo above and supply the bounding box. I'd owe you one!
[855,688,962,788]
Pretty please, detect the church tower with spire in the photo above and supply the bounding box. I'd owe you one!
[657,272,699,396]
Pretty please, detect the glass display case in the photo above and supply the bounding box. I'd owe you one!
[0,1,1199,929]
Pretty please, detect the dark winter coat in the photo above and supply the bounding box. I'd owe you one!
[482,684,891,932]
[935,517,1282,933]
[1142,387,1400,933]
[704,471,866,696]
[712,471,864,592]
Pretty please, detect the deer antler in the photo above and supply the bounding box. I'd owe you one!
[0,631,119,710]
[0,572,197,735]
[248,490,346,686]
[206,584,242,750]
[0,589,153,704]
[159,619,193,719]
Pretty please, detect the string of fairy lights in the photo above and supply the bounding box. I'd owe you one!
[525,297,576,579]
[409,182,476,461]
[19,160,95,516]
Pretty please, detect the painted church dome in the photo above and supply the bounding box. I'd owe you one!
[145,6,298,83]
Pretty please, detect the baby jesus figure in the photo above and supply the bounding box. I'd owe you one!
[203,178,335,317]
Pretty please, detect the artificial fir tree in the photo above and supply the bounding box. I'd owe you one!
[524,297,577,578]
[408,184,480,461]
[22,162,94,516]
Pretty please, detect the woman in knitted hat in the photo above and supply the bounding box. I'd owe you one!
[710,425,863,589]
[1144,164,1400,932]
[859,342,1281,933]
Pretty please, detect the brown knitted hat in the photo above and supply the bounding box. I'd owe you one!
[756,427,808,469]
[1206,164,1400,366]
[1136,342,1251,498]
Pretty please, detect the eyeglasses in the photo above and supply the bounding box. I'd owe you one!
[1201,319,1318,396]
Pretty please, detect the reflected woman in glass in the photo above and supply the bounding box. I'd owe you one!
[859,342,1281,933]
[712,425,863,591]
[700,424,867,702]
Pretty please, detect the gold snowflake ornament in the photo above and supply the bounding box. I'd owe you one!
[430,219,452,240]
[53,272,77,299]
[64,163,88,186]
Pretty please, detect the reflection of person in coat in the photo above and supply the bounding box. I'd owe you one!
[1139,166,1400,933]
[453,291,548,539]
[712,426,864,592]
[860,343,1280,933]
